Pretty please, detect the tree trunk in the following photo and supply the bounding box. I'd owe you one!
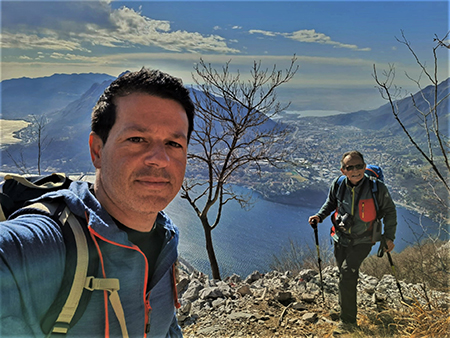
[202,221,221,280]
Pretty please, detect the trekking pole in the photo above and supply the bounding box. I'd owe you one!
[312,219,325,302]
[378,236,406,303]
[386,251,406,302]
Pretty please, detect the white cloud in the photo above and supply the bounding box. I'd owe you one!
[1,4,240,54]
[249,29,277,37]
[0,32,90,52]
[49,52,99,62]
[250,29,371,51]
[106,7,239,53]
[287,29,332,44]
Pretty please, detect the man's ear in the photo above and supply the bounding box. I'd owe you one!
[89,132,103,169]
[340,167,345,176]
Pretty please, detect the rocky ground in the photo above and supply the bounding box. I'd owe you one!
[176,261,450,337]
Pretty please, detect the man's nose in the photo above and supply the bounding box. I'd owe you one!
[143,143,169,167]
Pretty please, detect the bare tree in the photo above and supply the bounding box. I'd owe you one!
[5,114,53,175]
[373,31,449,219]
[5,148,31,175]
[181,57,298,280]
[372,32,449,293]
[32,114,53,175]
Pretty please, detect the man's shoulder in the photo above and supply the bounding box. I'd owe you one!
[157,211,179,235]
[0,213,66,337]
[368,177,389,193]
[331,176,344,190]
[0,180,92,244]
[2,211,61,232]
[0,212,65,267]
[41,180,97,217]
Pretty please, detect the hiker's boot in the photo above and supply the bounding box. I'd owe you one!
[332,321,359,336]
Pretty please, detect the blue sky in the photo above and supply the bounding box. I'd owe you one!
[1,0,449,112]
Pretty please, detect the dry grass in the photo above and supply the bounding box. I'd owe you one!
[268,238,450,337]
[358,296,450,337]
[362,239,449,292]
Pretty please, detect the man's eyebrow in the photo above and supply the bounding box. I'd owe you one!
[122,125,148,133]
[170,132,188,142]
[121,124,188,140]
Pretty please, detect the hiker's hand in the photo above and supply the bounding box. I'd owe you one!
[309,216,320,229]
[385,240,395,253]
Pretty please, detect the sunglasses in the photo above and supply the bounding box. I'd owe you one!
[344,163,365,171]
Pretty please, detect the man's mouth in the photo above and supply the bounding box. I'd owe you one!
[135,177,170,189]
[350,173,364,182]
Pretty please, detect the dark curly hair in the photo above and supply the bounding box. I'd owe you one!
[91,68,195,144]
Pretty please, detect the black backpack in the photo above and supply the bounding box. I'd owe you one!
[0,173,129,337]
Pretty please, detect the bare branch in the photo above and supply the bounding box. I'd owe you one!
[373,31,450,220]
[183,56,298,279]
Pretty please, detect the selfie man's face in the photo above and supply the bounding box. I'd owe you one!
[90,93,189,224]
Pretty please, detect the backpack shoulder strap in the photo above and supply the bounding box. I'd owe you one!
[367,176,380,212]
[19,200,99,337]
[16,200,129,338]
[335,176,346,206]
[46,204,92,336]
[49,204,129,338]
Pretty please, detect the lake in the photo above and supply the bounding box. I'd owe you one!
[1,172,441,279]
[165,186,444,278]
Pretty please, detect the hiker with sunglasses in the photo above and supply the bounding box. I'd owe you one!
[308,150,397,335]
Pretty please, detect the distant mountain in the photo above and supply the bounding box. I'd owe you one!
[42,79,116,170]
[1,73,115,119]
[1,73,116,172]
[1,72,280,172]
[311,78,449,135]
[1,73,447,174]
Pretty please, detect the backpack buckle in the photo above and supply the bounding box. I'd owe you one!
[85,276,120,292]
[50,322,71,335]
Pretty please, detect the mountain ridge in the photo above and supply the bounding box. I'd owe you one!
[1,73,448,175]
[1,73,115,120]
[299,77,449,135]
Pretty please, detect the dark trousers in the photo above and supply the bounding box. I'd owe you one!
[334,241,373,324]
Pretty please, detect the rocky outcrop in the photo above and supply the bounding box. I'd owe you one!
[176,261,449,337]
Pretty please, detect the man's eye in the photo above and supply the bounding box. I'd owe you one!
[168,141,182,148]
[128,137,144,143]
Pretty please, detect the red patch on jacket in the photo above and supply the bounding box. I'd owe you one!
[359,198,376,222]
